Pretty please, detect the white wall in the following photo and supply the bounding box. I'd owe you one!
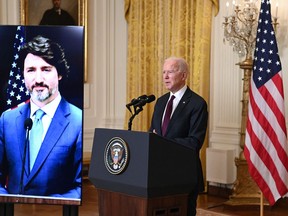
[83,0,127,152]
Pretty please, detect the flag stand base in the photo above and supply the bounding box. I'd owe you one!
[225,158,269,206]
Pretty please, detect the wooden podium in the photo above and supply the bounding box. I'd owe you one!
[89,128,198,216]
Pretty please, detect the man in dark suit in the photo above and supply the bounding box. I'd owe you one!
[0,35,82,198]
[40,0,75,25]
[149,57,208,216]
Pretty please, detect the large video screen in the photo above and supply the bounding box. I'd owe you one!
[0,25,84,205]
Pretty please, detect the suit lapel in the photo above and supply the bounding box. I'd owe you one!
[16,104,31,177]
[26,99,70,182]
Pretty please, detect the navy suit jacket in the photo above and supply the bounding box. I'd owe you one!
[149,87,208,192]
[0,98,82,198]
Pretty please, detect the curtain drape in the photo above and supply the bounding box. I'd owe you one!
[124,0,219,186]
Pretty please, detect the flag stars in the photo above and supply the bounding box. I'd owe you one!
[19,86,25,92]
[267,59,272,64]
[7,99,12,105]
[261,48,266,53]
[262,39,267,43]
[10,91,15,97]
[16,94,22,101]
[258,76,262,81]
[6,26,29,110]
[269,50,273,54]
[267,69,271,73]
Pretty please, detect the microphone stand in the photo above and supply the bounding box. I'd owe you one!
[20,127,30,194]
[127,105,143,130]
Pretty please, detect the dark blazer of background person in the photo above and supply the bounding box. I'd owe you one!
[40,7,75,25]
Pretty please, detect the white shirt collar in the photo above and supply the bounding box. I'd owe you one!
[170,85,187,100]
[30,94,62,118]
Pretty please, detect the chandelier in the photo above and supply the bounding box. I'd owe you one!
[223,0,259,59]
[223,0,279,60]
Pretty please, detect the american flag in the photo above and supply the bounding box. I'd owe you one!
[244,0,288,205]
[6,26,30,110]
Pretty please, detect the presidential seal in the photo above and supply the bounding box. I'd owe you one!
[104,137,129,175]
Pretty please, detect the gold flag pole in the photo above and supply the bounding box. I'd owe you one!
[260,192,264,216]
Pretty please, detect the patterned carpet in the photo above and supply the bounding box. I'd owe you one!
[197,208,231,216]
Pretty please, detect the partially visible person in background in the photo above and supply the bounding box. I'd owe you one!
[40,0,75,25]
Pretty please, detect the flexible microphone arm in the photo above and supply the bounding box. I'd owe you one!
[127,94,155,130]
[20,118,33,194]
[128,106,143,131]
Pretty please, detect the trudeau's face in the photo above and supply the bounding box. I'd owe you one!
[23,53,62,106]
[162,60,187,94]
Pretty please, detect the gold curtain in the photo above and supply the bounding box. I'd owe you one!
[124,0,219,186]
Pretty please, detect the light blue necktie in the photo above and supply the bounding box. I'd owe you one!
[29,109,45,171]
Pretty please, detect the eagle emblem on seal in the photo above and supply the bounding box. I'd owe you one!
[104,137,129,174]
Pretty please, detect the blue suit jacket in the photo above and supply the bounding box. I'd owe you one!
[149,87,208,192]
[0,98,82,198]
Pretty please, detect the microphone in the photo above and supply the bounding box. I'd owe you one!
[20,118,33,194]
[126,95,147,113]
[134,95,156,107]
[24,118,33,130]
